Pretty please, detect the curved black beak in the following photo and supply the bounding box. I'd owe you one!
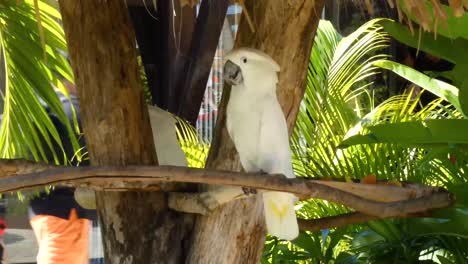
[223,60,243,85]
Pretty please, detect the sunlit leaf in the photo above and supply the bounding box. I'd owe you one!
[0,0,79,165]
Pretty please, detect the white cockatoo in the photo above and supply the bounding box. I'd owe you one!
[222,47,299,241]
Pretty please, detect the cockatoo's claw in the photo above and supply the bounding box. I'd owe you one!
[242,187,257,195]
[198,192,221,211]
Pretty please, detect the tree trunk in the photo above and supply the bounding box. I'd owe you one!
[58,1,192,263]
[187,0,325,263]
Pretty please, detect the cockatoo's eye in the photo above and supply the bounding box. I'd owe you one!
[241,57,248,64]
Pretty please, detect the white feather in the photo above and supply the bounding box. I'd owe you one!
[263,192,299,241]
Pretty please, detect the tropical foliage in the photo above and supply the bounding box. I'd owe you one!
[379,0,468,117]
[0,0,79,164]
[268,18,468,264]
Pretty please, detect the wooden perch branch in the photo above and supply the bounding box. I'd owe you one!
[298,212,380,232]
[297,211,430,232]
[0,159,454,218]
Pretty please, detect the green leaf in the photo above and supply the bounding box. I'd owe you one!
[340,120,468,148]
[0,0,78,164]
[291,232,321,257]
[175,116,208,168]
[351,230,384,248]
[292,19,389,180]
[402,0,468,40]
[457,68,468,116]
[373,60,462,114]
[380,20,468,113]
[380,19,465,64]
[448,183,468,207]
[437,255,455,264]
[367,220,400,241]
[406,207,468,239]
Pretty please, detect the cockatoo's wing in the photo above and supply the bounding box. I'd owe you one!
[257,96,295,178]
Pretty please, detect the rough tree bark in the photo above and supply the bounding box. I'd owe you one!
[58,1,192,263]
[188,0,325,263]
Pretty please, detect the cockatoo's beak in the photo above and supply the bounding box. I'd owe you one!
[223,60,243,85]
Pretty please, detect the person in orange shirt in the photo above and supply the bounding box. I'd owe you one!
[29,204,91,264]
[27,81,96,264]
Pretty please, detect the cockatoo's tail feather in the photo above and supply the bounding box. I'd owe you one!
[263,192,299,241]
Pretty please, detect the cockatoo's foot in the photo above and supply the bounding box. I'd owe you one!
[198,192,221,211]
[242,187,257,195]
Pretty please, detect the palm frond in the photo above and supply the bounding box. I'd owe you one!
[292,19,390,179]
[174,116,209,168]
[0,0,80,164]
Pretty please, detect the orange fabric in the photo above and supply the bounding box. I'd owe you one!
[30,209,90,264]
[69,208,78,221]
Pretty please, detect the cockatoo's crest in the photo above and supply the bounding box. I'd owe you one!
[224,48,280,72]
